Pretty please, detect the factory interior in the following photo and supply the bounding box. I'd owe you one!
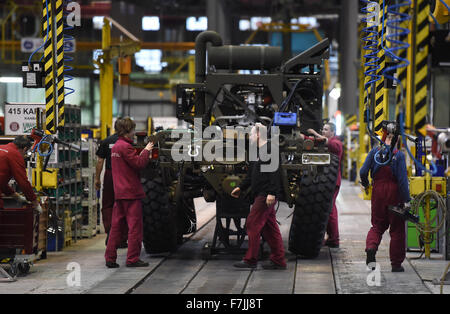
[0,0,449,299]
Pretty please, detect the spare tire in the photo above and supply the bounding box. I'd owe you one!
[288,153,339,258]
[142,176,178,254]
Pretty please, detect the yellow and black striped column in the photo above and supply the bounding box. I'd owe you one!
[395,4,411,119]
[413,0,429,136]
[374,0,388,136]
[55,0,64,127]
[43,0,56,133]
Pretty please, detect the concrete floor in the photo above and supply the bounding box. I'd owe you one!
[0,180,449,294]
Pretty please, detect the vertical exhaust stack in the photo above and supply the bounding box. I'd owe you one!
[194,31,223,117]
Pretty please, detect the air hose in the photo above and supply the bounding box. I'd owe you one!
[361,1,388,163]
[63,0,75,97]
[28,0,50,65]
[32,135,54,157]
[379,0,438,174]
[410,189,447,245]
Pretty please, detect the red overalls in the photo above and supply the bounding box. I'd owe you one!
[0,143,37,208]
[326,136,343,246]
[366,165,406,268]
[244,196,286,267]
[105,137,150,265]
[102,169,128,245]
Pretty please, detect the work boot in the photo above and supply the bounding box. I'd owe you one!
[233,260,257,269]
[392,265,405,272]
[366,248,376,269]
[325,240,339,248]
[126,260,149,267]
[105,261,120,268]
[262,260,287,270]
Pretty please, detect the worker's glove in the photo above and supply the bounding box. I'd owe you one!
[14,194,27,203]
[34,204,43,215]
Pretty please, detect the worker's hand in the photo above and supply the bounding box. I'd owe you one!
[35,204,43,215]
[307,128,319,136]
[95,179,101,191]
[13,193,27,203]
[266,194,276,207]
[32,200,43,214]
[231,187,241,198]
[145,142,154,152]
[360,184,370,194]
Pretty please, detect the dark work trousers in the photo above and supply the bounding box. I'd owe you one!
[366,166,406,267]
[326,186,340,245]
[105,199,143,265]
[102,169,127,244]
[244,195,286,266]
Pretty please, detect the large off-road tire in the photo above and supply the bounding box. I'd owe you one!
[288,154,339,258]
[142,176,178,254]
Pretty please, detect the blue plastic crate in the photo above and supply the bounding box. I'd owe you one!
[47,232,64,252]
[273,112,297,126]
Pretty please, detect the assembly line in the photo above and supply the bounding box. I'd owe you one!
[0,0,449,298]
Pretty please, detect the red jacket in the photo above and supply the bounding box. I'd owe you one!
[328,136,343,187]
[111,137,150,200]
[0,142,36,202]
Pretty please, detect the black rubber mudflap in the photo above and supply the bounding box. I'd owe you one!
[142,177,178,254]
[288,154,339,258]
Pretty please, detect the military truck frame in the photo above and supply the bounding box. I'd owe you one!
[141,31,339,259]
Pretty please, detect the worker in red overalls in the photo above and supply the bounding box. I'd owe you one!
[95,118,128,248]
[231,123,286,270]
[0,136,41,213]
[105,118,154,268]
[360,130,410,272]
[308,122,343,248]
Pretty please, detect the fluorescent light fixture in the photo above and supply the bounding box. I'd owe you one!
[298,17,319,28]
[93,16,104,30]
[239,19,251,31]
[336,114,342,136]
[329,87,341,100]
[186,16,207,31]
[142,16,160,31]
[135,49,162,72]
[250,17,271,30]
[0,77,23,83]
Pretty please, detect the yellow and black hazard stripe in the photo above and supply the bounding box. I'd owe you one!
[395,4,410,120]
[43,0,56,133]
[374,0,388,136]
[55,0,64,127]
[346,114,357,128]
[413,0,429,136]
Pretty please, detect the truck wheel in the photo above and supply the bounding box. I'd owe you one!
[18,262,30,275]
[142,177,178,254]
[177,196,196,236]
[288,154,339,258]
